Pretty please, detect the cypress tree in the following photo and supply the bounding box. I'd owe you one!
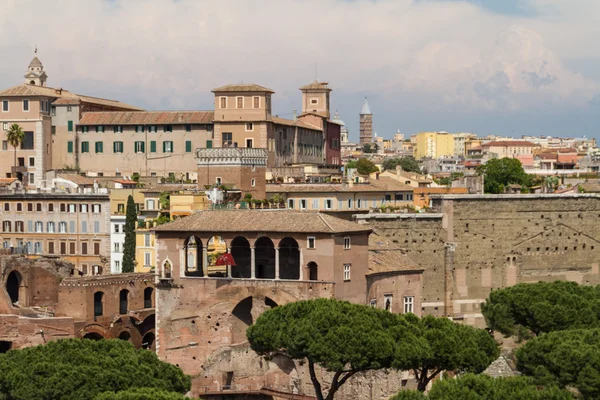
[122,195,137,273]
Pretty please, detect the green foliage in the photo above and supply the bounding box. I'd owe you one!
[131,173,140,183]
[476,157,530,194]
[6,123,24,179]
[0,339,190,400]
[481,281,600,336]
[159,192,170,210]
[382,157,421,173]
[394,374,574,400]
[345,159,358,170]
[363,143,378,153]
[95,388,187,400]
[517,328,600,399]
[122,195,137,273]
[243,193,253,202]
[247,298,404,400]
[392,315,499,391]
[357,158,379,175]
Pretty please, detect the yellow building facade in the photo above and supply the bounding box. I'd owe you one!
[413,132,455,159]
[135,228,156,273]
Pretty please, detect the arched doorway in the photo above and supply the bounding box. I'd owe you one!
[142,332,155,350]
[6,270,22,304]
[231,297,253,344]
[279,238,300,280]
[83,332,104,341]
[144,287,153,308]
[118,331,131,341]
[307,262,318,281]
[119,289,129,315]
[255,237,275,279]
[207,236,227,277]
[231,237,251,278]
[184,236,203,276]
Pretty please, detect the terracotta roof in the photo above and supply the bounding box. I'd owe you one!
[79,111,214,125]
[212,84,274,93]
[153,210,372,234]
[368,233,423,275]
[142,184,198,193]
[266,178,412,194]
[271,116,322,131]
[52,98,81,105]
[0,178,18,187]
[58,174,95,186]
[299,80,331,91]
[482,140,536,147]
[114,179,137,185]
[77,95,143,111]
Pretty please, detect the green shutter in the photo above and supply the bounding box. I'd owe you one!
[141,142,145,153]
[186,124,191,132]
[95,141,103,153]
[186,141,192,152]
[67,141,73,153]
[68,121,73,132]
[81,141,88,153]
[206,140,212,149]
[162,141,166,153]
[150,141,156,153]
[113,142,117,153]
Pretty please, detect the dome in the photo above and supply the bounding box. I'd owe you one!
[332,111,346,126]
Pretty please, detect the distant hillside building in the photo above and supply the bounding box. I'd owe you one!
[359,98,373,145]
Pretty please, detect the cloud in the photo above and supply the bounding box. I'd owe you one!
[0,0,598,138]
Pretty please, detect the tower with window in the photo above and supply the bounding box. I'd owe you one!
[299,81,331,119]
[24,55,47,87]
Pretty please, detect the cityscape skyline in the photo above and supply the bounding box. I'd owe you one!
[1,0,599,141]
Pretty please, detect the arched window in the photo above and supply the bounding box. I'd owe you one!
[118,331,131,341]
[142,332,155,350]
[255,237,275,279]
[184,236,203,276]
[6,270,22,304]
[308,262,318,281]
[279,237,300,280]
[144,287,153,308]
[119,289,129,315]
[94,292,104,317]
[230,237,251,278]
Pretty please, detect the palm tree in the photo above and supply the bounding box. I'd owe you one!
[6,124,24,179]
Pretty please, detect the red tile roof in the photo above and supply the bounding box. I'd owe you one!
[79,111,214,125]
[482,141,536,147]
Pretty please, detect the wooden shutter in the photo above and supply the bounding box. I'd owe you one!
[94,242,100,255]
[186,141,192,152]
[150,141,156,153]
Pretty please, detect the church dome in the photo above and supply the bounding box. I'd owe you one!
[332,111,346,126]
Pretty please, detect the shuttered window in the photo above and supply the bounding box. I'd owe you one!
[134,141,145,153]
[67,141,73,153]
[67,120,73,132]
[95,141,103,153]
[81,141,89,153]
[150,141,156,153]
[113,141,123,153]
[185,141,192,153]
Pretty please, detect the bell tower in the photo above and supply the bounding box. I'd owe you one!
[24,49,48,86]
[299,81,332,118]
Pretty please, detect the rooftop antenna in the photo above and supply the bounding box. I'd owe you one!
[34,45,37,54]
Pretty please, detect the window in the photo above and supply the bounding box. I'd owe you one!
[66,106,72,112]
[21,132,34,149]
[59,222,67,233]
[312,199,319,209]
[93,221,100,233]
[48,203,54,212]
[395,193,404,201]
[69,221,75,233]
[68,204,76,213]
[144,233,151,247]
[27,203,33,212]
[34,242,42,254]
[220,97,227,108]
[113,126,122,133]
[384,294,393,312]
[114,224,120,233]
[3,203,8,211]
[2,141,7,150]
[50,106,56,115]
[134,141,145,153]
[344,237,351,250]
[246,138,253,148]
[370,299,377,308]
[147,199,155,210]
[185,140,192,153]
[144,288,153,308]
[114,242,120,252]
[119,290,129,314]
[253,96,260,108]
[16,203,22,212]
[310,98,319,105]
[2,221,10,232]
[343,264,351,281]
[2,100,8,112]
[47,222,55,233]
[144,252,151,266]
[251,178,256,187]
[148,125,157,133]
[287,199,295,209]
[163,141,173,153]
[35,221,43,233]
[325,199,332,210]
[80,204,88,213]
[29,157,35,167]
[94,242,100,255]
[81,242,88,255]
[236,96,243,108]
[67,141,73,153]
[150,141,157,153]
[163,125,172,132]
[185,124,192,132]
[69,242,75,254]
[113,141,124,153]
[307,236,316,249]
[300,199,307,210]
[48,242,54,254]
[81,221,87,233]
[23,99,29,112]
[27,220,33,232]
[114,260,120,271]
[60,203,66,212]
[206,140,213,148]
[404,296,414,314]
[96,125,105,133]
[135,125,144,133]
[222,132,232,147]
[1,122,6,131]
[94,292,104,317]
[81,126,89,133]
[347,199,353,209]
[384,194,392,202]
[117,203,124,214]
[357,199,362,209]
[245,123,254,131]
[81,141,89,153]
[67,120,73,132]
[92,204,101,213]
[95,141,103,153]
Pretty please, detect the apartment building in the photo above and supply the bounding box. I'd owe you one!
[0,191,110,274]
[481,140,537,158]
[413,131,455,159]
[0,56,142,187]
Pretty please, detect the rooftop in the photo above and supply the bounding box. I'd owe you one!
[482,140,536,147]
[272,116,321,131]
[212,84,274,93]
[153,210,372,234]
[57,174,96,186]
[299,80,331,91]
[266,177,413,193]
[79,110,213,126]
[368,233,423,275]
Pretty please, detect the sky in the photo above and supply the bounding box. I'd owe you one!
[1,0,599,142]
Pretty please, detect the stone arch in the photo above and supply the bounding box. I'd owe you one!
[231,236,251,278]
[0,341,12,353]
[231,297,253,344]
[184,236,203,277]
[94,291,104,317]
[307,261,318,281]
[6,270,23,305]
[255,237,275,279]
[207,235,227,277]
[118,331,131,341]
[119,289,129,315]
[83,332,104,341]
[144,287,153,308]
[142,331,155,350]
[279,237,300,280]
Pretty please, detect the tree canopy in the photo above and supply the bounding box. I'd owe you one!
[390,374,574,400]
[382,157,421,173]
[0,339,190,400]
[392,315,499,391]
[517,328,600,399]
[95,388,187,400]
[476,157,530,194]
[481,281,600,337]
[122,195,137,273]
[247,298,406,400]
[345,158,379,175]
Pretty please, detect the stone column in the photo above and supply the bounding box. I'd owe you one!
[202,246,208,276]
[299,248,304,281]
[250,247,256,279]
[275,247,280,280]
[227,247,232,278]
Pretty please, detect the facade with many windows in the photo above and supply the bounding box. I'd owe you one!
[0,192,111,275]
